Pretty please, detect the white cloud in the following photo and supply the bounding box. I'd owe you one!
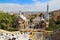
[0,0,60,12]
[49,0,60,11]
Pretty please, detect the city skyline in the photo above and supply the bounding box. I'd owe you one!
[0,0,60,12]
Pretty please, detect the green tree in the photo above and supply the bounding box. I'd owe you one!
[0,12,17,31]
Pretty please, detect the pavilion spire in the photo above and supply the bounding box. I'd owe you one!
[46,2,49,20]
[47,2,49,13]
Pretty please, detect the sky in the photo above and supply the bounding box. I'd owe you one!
[0,0,60,12]
[0,0,50,4]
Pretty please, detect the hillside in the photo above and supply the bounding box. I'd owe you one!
[46,10,60,31]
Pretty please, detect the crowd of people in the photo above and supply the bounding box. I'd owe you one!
[0,32,32,40]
